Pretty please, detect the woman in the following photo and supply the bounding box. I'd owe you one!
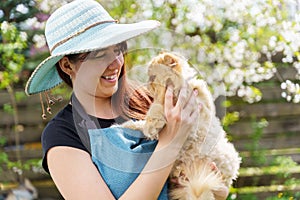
[25,0,229,199]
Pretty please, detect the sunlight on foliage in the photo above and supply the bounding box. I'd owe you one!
[0,21,27,89]
[6,0,299,103]
[99,0,300,103]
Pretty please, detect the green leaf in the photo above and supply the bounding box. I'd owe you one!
[3,103,13,114]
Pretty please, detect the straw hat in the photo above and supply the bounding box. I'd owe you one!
[25,0,160,95]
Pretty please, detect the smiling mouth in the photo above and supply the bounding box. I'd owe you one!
[101,74,117,80]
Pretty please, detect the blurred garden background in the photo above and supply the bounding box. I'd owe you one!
[1,0,300,199]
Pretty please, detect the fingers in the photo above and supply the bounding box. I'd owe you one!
[180,88,199,121]
[210,162,229,200]
[175,82,189,110]
[213,186,229,200]
[164,82,200,124]
[210,162,218,171]
[188,104,200,122]
[164,86,174,117]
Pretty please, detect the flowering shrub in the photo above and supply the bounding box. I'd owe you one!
[0,21,27,89]
[102,0,300,103]
[281,79,300,103]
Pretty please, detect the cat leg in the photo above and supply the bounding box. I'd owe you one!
[143,103,166,140]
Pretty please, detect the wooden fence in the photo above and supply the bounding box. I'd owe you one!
[0,67,299,199]
[227,67,300,199]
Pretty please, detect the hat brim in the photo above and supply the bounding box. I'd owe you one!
[25,20,160,95]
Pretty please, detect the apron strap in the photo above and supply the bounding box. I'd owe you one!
[71,93,96,153]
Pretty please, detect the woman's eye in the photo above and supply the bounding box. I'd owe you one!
[89,47,121,60]
[114,48,121,55]
[94,53,106,59]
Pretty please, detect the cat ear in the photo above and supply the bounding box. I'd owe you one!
[163,54,177,67]
[166,78,174,88]
[149,75,156,83]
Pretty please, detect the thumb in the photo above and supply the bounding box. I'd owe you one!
[212,186,229,200]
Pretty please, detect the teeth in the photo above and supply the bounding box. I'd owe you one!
[103,75,117,80]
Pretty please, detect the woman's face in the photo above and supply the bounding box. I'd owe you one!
[72,44,124,98]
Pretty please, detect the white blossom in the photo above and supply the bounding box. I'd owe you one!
[19,31,28,42]
[1,21,9,33]
[33,34,46,48]
[16,4,29,14]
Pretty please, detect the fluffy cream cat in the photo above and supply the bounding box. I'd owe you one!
[120,52,241,199]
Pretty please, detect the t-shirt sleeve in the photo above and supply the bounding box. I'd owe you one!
[41,119,88,174]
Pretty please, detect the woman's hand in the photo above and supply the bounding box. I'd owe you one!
[169,178,229,200]
[211,162,230,200]
[169,162,230,200]
[158,84,200,147]
[213,186,229,200]
[148,84,200,171]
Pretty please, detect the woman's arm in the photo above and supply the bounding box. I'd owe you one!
[47,144,173,200]
[48,146,228,200]
[47,146,116,199]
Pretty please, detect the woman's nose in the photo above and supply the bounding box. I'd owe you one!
[107,55,122,70]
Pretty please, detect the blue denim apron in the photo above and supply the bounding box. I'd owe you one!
[72,94,168,199]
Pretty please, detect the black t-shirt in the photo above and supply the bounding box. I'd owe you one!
[41,104,126,173]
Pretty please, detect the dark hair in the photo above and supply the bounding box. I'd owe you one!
[56,59,74,88]
[55,42,153,120]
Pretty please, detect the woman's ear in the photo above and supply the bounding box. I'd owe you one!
[58,56,75,76]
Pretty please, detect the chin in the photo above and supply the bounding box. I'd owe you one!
[98,86,118,98]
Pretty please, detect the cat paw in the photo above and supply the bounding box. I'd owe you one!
[143,117,166,140]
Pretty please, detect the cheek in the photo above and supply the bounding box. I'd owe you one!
[76,63,105,79]
[73,63,104,92]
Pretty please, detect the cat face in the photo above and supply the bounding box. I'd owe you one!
[147,52,185,105]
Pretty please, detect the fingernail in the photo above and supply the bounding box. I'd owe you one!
[193,89,198,96]
[167,85,174,92]
[210,162,217,170]
[199,103,202,110]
